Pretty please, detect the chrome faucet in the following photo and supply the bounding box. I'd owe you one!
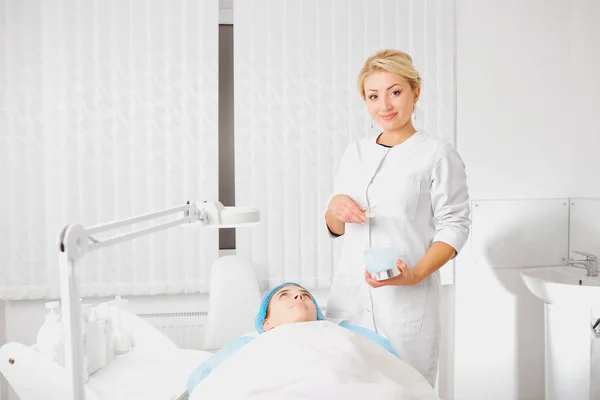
[568,250,598,277]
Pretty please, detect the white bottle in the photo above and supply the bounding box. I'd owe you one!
[36,301,64,366]
[95,302,115,363]
[86,308,107,374]
[111,296,133,355]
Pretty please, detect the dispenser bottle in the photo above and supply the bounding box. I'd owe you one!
[86,308,108,374]
[95,302,115,362]
[111,296,133,354]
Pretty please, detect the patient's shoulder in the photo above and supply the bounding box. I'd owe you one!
[337,320,398,357]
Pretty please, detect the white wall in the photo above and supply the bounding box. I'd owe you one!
[454,0,600,399]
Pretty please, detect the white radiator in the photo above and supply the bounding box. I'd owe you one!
[137,312,208,351]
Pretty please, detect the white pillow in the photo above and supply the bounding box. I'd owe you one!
[203,255,262,350]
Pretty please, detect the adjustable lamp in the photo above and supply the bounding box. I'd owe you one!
[57,201,260,400]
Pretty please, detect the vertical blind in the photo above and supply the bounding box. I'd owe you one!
[234,0,456,289]
[0,0,220,299]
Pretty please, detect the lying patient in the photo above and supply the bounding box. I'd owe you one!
[187,282,397,396]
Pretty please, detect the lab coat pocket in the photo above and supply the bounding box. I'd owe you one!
[391,281,427,333]
[391,176,421,221]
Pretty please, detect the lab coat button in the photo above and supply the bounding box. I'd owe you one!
[366,308,371,313]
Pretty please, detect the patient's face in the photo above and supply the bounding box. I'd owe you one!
[262,285,317,331]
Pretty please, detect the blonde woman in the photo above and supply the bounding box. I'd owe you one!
[325,49,471,386]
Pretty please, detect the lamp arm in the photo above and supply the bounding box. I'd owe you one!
[87,204,192,235]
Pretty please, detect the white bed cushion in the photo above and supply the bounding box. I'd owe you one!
[0,342,212,400]
[87,348,212,400]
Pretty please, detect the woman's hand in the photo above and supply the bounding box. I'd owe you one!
[364,259,423,287]
[328,194,366,225]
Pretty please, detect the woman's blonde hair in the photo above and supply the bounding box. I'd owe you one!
[357,49,421,100]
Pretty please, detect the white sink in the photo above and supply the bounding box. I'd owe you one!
[520,266,600,306]
[520,265,600,399]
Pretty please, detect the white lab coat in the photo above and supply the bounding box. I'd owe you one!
[325,131,470,386]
